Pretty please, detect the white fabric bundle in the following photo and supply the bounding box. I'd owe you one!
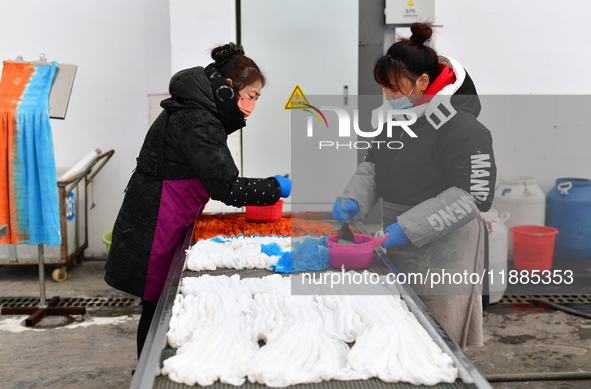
[311,277,457,385]
[346,294,457,385]
[243,276,363,386]
[164,274,458,387]
[163,275,257,386]
[185,236,291,271]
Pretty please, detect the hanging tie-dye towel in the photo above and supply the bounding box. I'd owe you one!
[0,61,61,246]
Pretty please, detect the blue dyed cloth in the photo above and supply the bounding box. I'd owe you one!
[289,236,330,273]
[209,235,230,243]
[14,62,61,245]
[261,242,283,257]
[271,251,292,273]
[203,234,328,274]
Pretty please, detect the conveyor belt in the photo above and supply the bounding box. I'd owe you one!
[154,348,476,389]
[131,218,491,389]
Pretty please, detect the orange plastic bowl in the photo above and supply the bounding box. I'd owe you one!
[245,199,284,223]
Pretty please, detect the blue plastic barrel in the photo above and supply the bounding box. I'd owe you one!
[546,178,591,259]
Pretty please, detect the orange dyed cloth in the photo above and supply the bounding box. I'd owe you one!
[192,215,339,242]
[291,218,337,237]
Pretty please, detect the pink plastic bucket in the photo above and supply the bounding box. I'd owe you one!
[326,233,388,270]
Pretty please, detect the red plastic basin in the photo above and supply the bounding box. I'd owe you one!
[245,199,284,223]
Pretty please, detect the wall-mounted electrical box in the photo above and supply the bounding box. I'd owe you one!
[385,0,435,25]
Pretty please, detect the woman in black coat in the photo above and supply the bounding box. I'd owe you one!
[105,43,291,357]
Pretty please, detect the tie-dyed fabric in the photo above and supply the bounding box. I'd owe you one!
[0,61,61,245]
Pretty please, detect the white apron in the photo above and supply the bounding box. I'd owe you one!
[383,201,484,348]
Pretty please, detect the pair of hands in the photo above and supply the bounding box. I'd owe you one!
[332,199,410,248]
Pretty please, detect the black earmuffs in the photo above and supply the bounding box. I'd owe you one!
[204,63,245,135]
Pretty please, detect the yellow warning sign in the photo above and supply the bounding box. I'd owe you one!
[284,84,310,110]
[407,0,414,6]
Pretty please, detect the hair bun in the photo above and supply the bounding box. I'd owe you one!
[409,23,433,42]
[211,42,245,66]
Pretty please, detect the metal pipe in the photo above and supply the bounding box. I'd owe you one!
[485,371,591,382]
[236,0,241,46]
[38,245,46,308]
[25,308,46,327]
[63,149,114,195]
[527,298,591,320]
[84,175,88,247]
[74,184,79,249]
[46,307,86,316]
[1,307,37,315]
[88,150,115,182]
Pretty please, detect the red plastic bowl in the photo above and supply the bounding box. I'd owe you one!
[245,200,284,223]
[326,233,388,270]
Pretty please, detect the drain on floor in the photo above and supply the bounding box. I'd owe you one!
[0,296,141,308]
[33,315,76,329]
[5,295,588,307]
[498,295,591,304]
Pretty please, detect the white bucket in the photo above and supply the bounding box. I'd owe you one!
[491,176,545,256]
[481,209,510,304]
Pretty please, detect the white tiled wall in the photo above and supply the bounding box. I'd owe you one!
[479,96,591,194]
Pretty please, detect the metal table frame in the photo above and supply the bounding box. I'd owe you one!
[130,220,493,389]
[131,222,194,389]
[55,149,115,274]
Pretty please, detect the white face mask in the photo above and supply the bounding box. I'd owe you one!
[387,78,421,110]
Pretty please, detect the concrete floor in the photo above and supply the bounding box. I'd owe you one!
[465,304,591,389]
[1,259,591,389]
[0,260,140,389]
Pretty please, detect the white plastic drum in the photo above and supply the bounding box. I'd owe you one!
[491,176,546,255]
[481,209,510,304]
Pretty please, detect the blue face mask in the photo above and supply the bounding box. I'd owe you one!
[388,78,421,110]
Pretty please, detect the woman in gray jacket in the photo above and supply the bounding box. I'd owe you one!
[333,23,496,348]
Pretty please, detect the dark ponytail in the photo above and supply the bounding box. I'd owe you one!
[374,22,439,92]
[211,43,266,92]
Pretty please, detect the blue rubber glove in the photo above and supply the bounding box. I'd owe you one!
[382,223,410,248]
[332,199,359,221]
[274,175,291,198]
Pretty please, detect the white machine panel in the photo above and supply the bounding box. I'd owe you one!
[241,0,359,212]
[385,0,435,25]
